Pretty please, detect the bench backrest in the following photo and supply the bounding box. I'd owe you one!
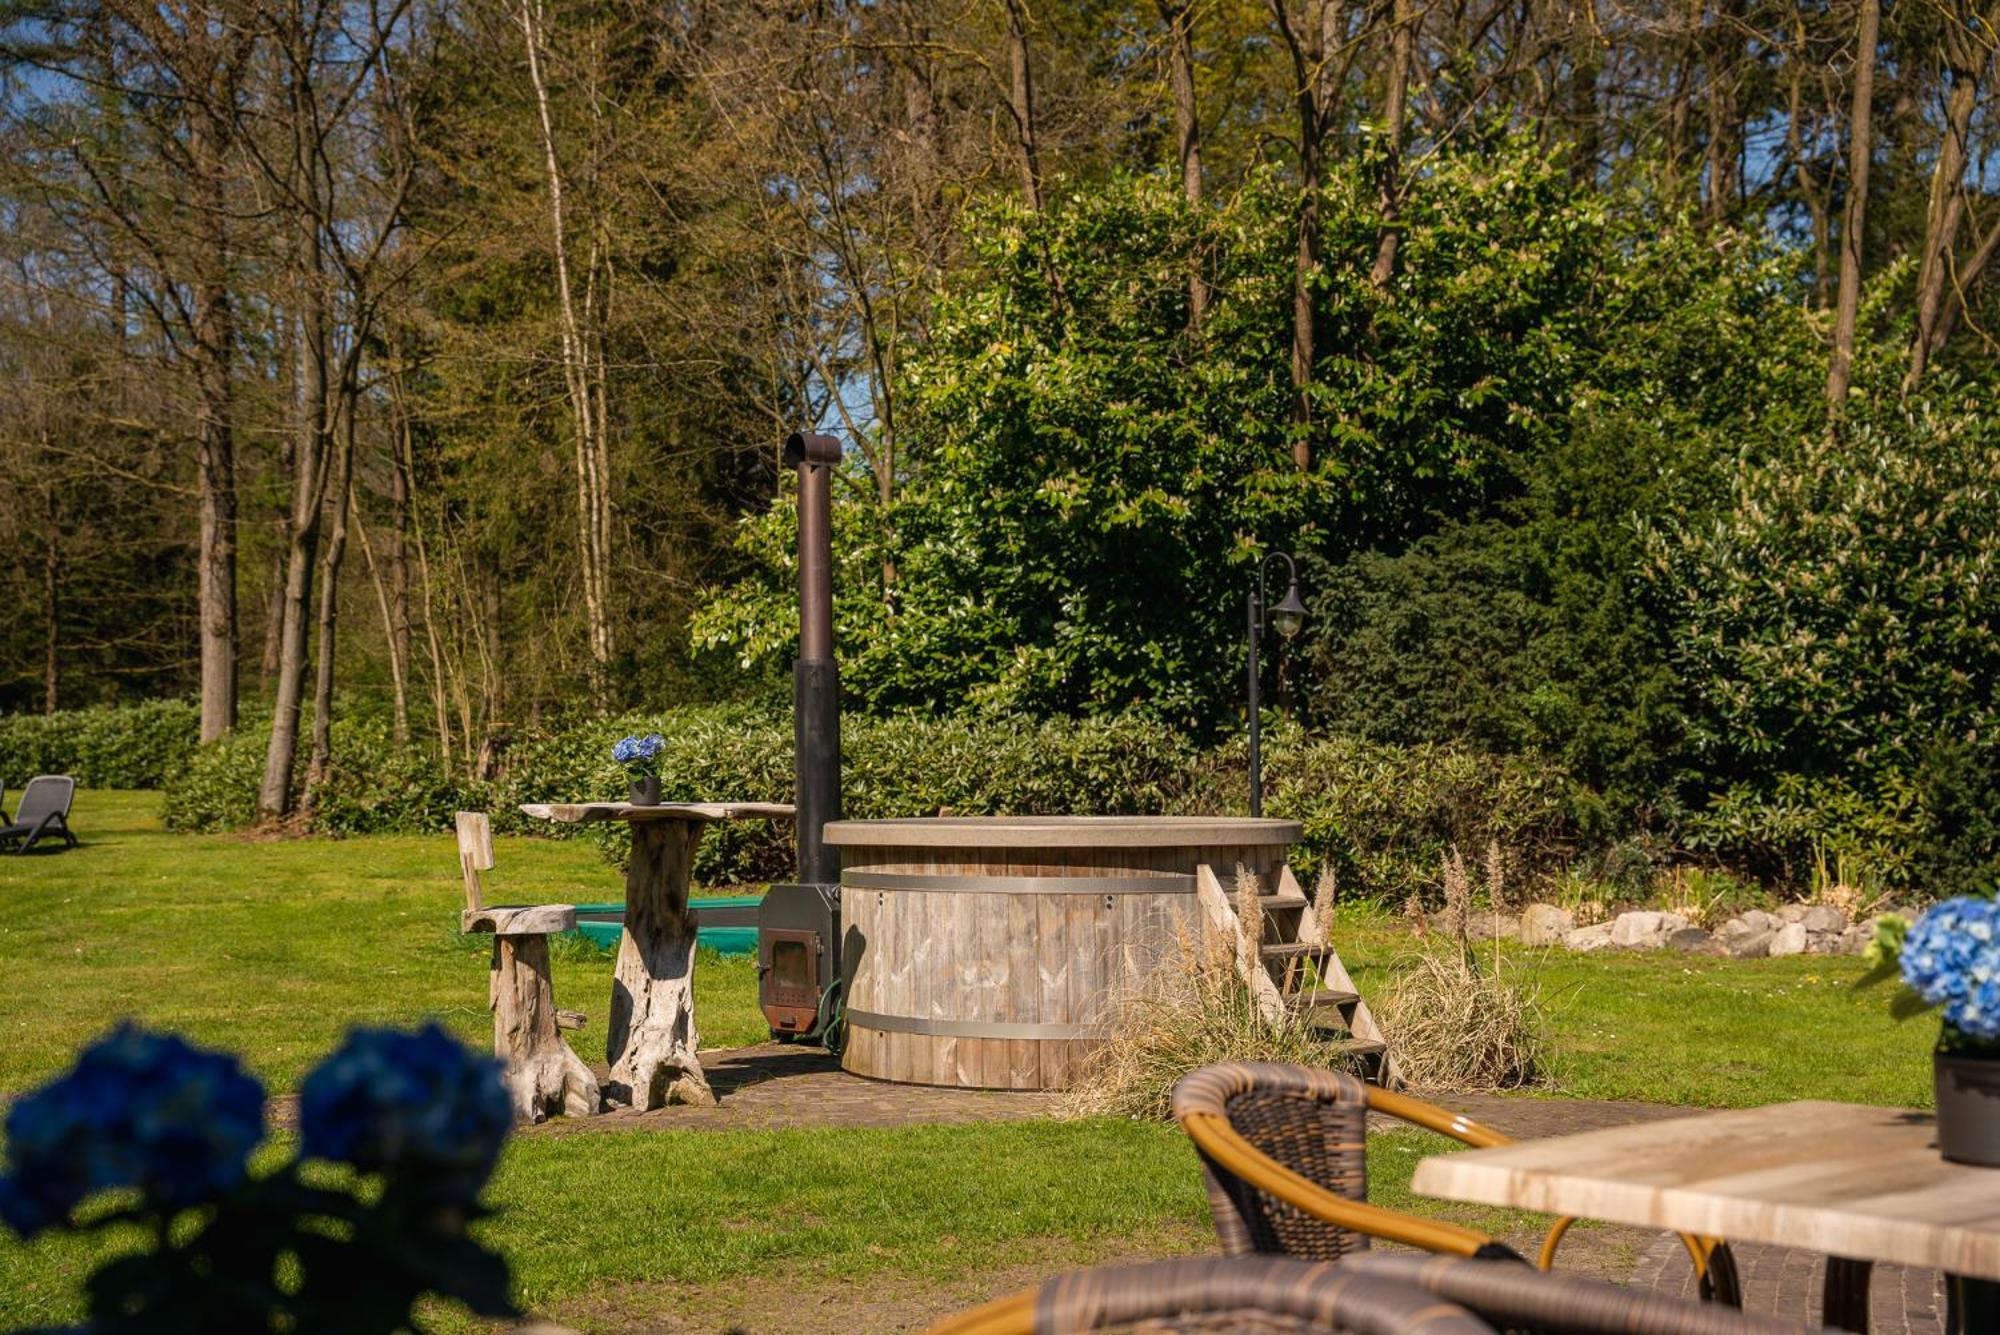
[17,776,73,826]
[454,811,493,911]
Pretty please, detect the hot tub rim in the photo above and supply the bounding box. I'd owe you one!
[823,814,1302,849]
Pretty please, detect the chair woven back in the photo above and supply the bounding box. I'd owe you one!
[16,776,73,826]
[1340,1254,1829,1334]
[1172,1062,1373,1261]
[1031,1256,1493,1334]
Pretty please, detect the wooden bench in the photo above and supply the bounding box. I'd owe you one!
[456,812,600,1122]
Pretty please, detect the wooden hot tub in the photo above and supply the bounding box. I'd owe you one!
[823,816,1303,1090]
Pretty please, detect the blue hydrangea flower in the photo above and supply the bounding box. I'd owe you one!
[637,733,664,760]
[1900,897,1999,1007]
[298,1023,511,1194]
[611,736,641,764]
[0,1026,265,1238]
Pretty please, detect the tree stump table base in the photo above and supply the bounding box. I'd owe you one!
[604,821,714,1109]
[516,800,794,1114]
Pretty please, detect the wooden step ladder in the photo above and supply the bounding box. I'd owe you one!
[1195,862,1398,1087]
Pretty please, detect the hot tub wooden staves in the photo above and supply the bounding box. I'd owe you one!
[824,816,1313,1090]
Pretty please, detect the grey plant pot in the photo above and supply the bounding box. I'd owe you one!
[627,775,661,806]
[1935,1052,2000,1167]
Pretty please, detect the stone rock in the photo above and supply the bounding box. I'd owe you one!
[1610,910,1692,949]
[1777,903,1809,925]
[1667,927,1720,954]
[1769,922,1810,957]
[1564,922,1618,952]
[1837,925,1875,956]
[1519,903,1575,946]
[1725,928,1775,958]
[1801,905,1848,934]
[1735,909,1776,933]
[1467,911,1521,941]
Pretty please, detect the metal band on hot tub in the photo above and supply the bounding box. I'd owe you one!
[840,870,1194,895]
[843,1009,1108,1040]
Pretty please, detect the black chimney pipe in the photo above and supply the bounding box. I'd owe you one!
[784,431,842,886]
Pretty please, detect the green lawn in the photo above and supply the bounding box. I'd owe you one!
[0,792,1938,1331]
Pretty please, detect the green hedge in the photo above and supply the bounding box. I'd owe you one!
[148,703,1588,899]
[0,700,201,788]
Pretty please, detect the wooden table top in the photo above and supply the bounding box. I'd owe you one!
[1411,1100,2000,1279]
[518,801,795,825]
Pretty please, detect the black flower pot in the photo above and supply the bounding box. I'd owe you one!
[1936,1053,2000,1166]
[627,775,661,807]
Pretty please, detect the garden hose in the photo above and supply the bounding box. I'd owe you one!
[813,975,847,1057]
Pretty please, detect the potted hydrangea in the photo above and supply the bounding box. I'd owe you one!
[1863,895,2000,1166]
[0,1022,519,1332]
[612,732,665,806]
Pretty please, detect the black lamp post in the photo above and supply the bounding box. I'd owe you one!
[1246,553,1306,817]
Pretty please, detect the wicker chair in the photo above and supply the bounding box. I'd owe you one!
[1339,1254,1833,1334]
[927,1255,1496,1334]
[1170,1063,1741,1305]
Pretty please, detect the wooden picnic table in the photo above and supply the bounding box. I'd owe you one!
[517,800,793,1110]
[1410,1099,2000,1333]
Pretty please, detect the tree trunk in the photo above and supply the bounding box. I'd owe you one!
[1269,0,1341,470]
[303,392,356,810]
[1702,0,1745,224]
[517,0,615,705]
[42,482,59,716]
[1003,0,1045,212]
[388,401,412,742]
[1159,0,1208,325]
[1370,0,1415,291]
[1904,0,1995,390]
[1826,0,1880,413]
[258,272,332,821]
[1931,212,2000,355]
[190,109,238,742]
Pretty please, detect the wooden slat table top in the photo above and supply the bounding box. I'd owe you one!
[1411,1100,2000,1280]
[518,801,795,825]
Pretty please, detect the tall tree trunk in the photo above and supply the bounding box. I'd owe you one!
[1905,0,1996,390]
[259,259,333,821]
[1159,0,1208,325]
[388,375,414,743]
[190,109,238,742]
[1701,0,1744,223]
[1931,211,2000,354]
[1270,0,1342,470]
[42,480,59,716]
[303,392,356,809]
[1567,0,1601,186]
[1826,0,1880,413]
[1370,0,1415,290]
[517,0,614,705]
[1003,0,1044,211]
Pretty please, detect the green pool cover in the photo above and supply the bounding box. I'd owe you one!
[566,896,762,956]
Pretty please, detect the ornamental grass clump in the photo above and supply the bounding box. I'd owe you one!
[1064,926,1363,1122]
[0,1021,519,1333]
[1376,846,1549,1095]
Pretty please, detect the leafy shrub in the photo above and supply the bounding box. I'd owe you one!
[0,698,201,787]
[1255,730,1582,904]
[162,728,271,833]
[1646,387,2000,785]
[1299,412,1720,817]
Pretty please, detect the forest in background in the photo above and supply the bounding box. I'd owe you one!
[1,0,1997,892]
